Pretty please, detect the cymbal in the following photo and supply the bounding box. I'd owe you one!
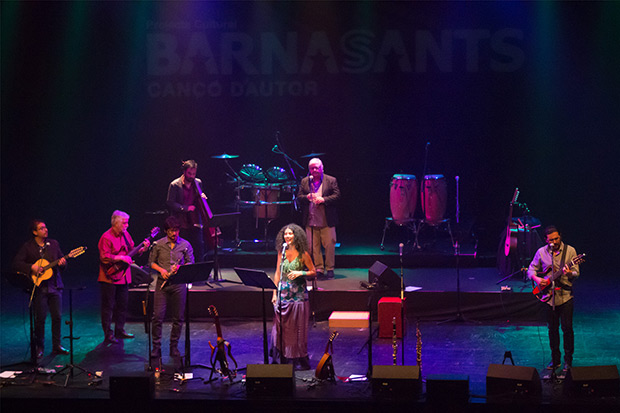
[300,152,325,159]
[211,153,239,159]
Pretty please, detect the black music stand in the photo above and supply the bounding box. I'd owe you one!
[234,268,277,364]
[208,212,241,281]
[165,262,213,368]
[2,272,38,367]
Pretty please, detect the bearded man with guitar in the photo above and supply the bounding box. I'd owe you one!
[98,210,150,344]
[13,220,71,358]
[527,225,581,373]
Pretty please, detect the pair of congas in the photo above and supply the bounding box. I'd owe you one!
[239,164,291,220]
[389,174,447,225]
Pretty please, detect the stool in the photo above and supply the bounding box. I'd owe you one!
[378,297,403,338]
[328,311,369,328]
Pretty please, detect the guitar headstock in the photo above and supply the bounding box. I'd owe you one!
[68,246,87,258]
[150,227,160,239]
[329,331,339,342]
[572,253,586,266]
[208,305,219,317]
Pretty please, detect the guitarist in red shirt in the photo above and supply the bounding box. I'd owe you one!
[98,210,150,344]
[527,226,581,372]
[13,220,70,358]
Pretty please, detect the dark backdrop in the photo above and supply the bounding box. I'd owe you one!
[3,1,619,278]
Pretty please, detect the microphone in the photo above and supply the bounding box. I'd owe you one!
[281,242,288,258]
[399,243,403,257]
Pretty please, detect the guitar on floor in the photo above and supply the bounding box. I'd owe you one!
[315,331,339,381]
[532,253,586,302]
[105,227,159,281]
[208,305,238,382]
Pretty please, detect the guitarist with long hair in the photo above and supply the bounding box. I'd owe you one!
[13,220,70,358]
[527,225,581,373]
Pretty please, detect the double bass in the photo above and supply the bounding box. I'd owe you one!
[192,179,218,250]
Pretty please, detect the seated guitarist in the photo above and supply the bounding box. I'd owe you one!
[527,225,580,372]
[13,219,69,358]
[98,210,150,344]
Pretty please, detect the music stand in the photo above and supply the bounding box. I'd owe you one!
[207,212,241,281]
[2,271,38,367]
[234,268,277,364]
[166,261,214,368]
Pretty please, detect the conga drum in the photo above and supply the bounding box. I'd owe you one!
[389,174,418,225]
[253,184,280,220]
[421,174,447,224]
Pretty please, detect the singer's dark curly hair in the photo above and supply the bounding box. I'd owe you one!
[275,223,309,256]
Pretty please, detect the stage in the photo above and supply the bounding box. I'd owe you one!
[1,240,619,411]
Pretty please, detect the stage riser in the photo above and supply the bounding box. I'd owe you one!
[128,290,541,322]
[220,254,494,269]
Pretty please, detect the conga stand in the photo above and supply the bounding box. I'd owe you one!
[53,287,94,386]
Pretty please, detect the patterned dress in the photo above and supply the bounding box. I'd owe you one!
[271,255,309,360]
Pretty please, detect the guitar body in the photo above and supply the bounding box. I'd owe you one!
[104,228,160,281]
[315,331,339,381]
[31,246,87,287]
[532,253,585,302]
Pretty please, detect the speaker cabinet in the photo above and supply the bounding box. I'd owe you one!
[426,374,470,404]
[246,364,294,397]
[110,374,154,401]
[371,365,421,399]
[368,261,400,290]
[486,364,541,398]
[564,365,619,397]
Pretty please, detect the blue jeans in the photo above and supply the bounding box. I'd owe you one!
[152,278,187,352]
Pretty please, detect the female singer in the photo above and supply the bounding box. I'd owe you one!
[271,223,316,370]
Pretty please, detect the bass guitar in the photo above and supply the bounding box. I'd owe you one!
[32,246,87,287]
[532,253,586,302]
[105,227,159,281]
[208,305,238,381]
[315,331,339,381]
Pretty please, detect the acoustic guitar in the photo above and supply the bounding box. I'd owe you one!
[32,246,87,287]
[315,331,339,380]
[105,227,159,281]
[504,188,519,257]
[532,253,585,302]
[208,305,237,380]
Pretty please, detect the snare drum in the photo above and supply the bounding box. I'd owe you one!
[239,164,265,182]
[421,174,447,224]
[390,174,418,225]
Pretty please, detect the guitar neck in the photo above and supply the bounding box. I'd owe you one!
[41,253,70,272]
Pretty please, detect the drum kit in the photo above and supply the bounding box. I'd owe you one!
[211,151,324,247]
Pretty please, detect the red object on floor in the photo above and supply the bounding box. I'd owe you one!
[378,297,403,338]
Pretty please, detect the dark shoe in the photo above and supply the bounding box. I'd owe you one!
[563,363,571,371]
[170,347,181,358]
[53,346,70,355]
[326,270,335,279]
[546,361,561,370]
[104,335,119,344]
[297,357,311,371]
[115,331,135,339]
[316,270,326,280]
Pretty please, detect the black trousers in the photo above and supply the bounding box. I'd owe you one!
[152,278,187,352]
[547,298,574,365]
[33,290,62,349]
[100,282,129,338]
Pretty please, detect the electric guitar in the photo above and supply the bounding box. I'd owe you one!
[315,331,339,380]
[105,227,159,281]
[31,246,87,287]
[532,253,586,302]
[208,305,238,381]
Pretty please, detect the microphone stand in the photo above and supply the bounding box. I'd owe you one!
[277,244,286,364]
[399,243,405,366]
